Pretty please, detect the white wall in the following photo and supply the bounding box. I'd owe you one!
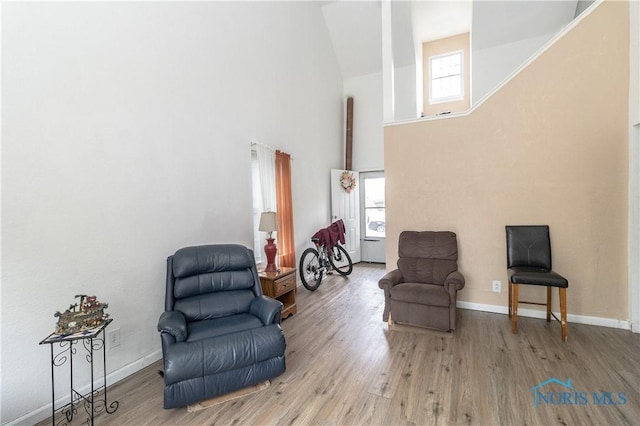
[394,64,418,121]
[470,0,577,105]
[472,32,555,104]
[0,2,343,423]
[344,73,384,172]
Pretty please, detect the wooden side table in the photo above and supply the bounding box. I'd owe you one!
[259,267,297,319]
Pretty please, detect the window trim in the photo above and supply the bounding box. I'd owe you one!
[428,50,464,105]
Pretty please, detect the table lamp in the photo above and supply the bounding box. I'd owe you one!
[258,211,278,272]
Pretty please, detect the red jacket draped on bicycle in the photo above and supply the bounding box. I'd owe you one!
[312,219,346,250]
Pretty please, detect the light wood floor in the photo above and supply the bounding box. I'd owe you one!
[42,263,640,425]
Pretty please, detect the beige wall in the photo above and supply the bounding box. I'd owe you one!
[385,1,629,320]
[422,32,470,117]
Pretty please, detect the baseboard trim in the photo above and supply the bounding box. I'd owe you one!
[9,350,162,426]
[457,301,632,331]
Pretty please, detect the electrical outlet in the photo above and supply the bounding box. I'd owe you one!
[108,328,121,349]
[492,280,502,293]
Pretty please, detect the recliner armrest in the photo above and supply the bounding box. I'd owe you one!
[378,269,403,290]
[444,271,465,292]
[378,269,403,322]
[157,311,188,343]
[250,295,283,325]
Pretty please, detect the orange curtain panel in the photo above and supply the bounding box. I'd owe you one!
[275,150,295,268]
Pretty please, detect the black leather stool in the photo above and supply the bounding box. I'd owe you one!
[506,225,569,342]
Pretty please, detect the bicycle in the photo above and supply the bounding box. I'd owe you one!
[299,238,353,291]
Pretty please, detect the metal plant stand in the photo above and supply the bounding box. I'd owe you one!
[39,318,119,425]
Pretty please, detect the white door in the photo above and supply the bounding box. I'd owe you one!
[331,169,361,263]
[360,171,386,263]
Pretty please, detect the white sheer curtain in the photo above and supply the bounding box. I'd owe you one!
[254,143,276,212]
[251,142,277,263]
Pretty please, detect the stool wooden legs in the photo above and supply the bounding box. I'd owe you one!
[511,284,518,334]
[508,280,513,318]
[546,287,552,322]
[559,288,568,342]
[510,284,568,342]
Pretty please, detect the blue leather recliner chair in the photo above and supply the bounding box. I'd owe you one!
[157,244,286,409]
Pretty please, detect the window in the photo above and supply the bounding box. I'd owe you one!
[429,50,463,104]
[364,177,385,238]
[250,144,295,268]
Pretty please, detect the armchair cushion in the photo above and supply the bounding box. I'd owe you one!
[397,258,458,285]
[391,283,450,307]
[163,324,285,385]
[175,289,256,321]
[186,314,263,342]
[172,244,256,277]
[397,231,458,285]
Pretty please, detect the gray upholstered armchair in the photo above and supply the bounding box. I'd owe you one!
[378,231,465,332]
[157,244,286,409]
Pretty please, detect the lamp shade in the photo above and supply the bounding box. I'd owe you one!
[258,211,278,233]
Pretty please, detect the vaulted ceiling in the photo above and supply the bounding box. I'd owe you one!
[321,1,383,80]
[320,0,587,80]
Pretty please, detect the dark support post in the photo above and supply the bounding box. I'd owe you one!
[345,96,353,170]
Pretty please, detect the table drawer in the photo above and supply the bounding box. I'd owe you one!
[273,273,296,297]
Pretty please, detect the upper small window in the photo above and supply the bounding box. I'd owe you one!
[429,50,464,104]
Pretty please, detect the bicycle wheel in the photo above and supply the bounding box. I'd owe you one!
[329,244,353,276]
[299,248,323,291]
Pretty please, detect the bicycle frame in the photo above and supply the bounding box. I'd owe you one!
[313,242,332,272]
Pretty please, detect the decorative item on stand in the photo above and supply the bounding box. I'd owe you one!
[259,211,279,273]
[53,294,109,335]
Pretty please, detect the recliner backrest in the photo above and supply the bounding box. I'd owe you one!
[397,231,458,285]
[166,244,262,321]
[506,225,552,270]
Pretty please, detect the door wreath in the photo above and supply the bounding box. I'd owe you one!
[340,171,356,193]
